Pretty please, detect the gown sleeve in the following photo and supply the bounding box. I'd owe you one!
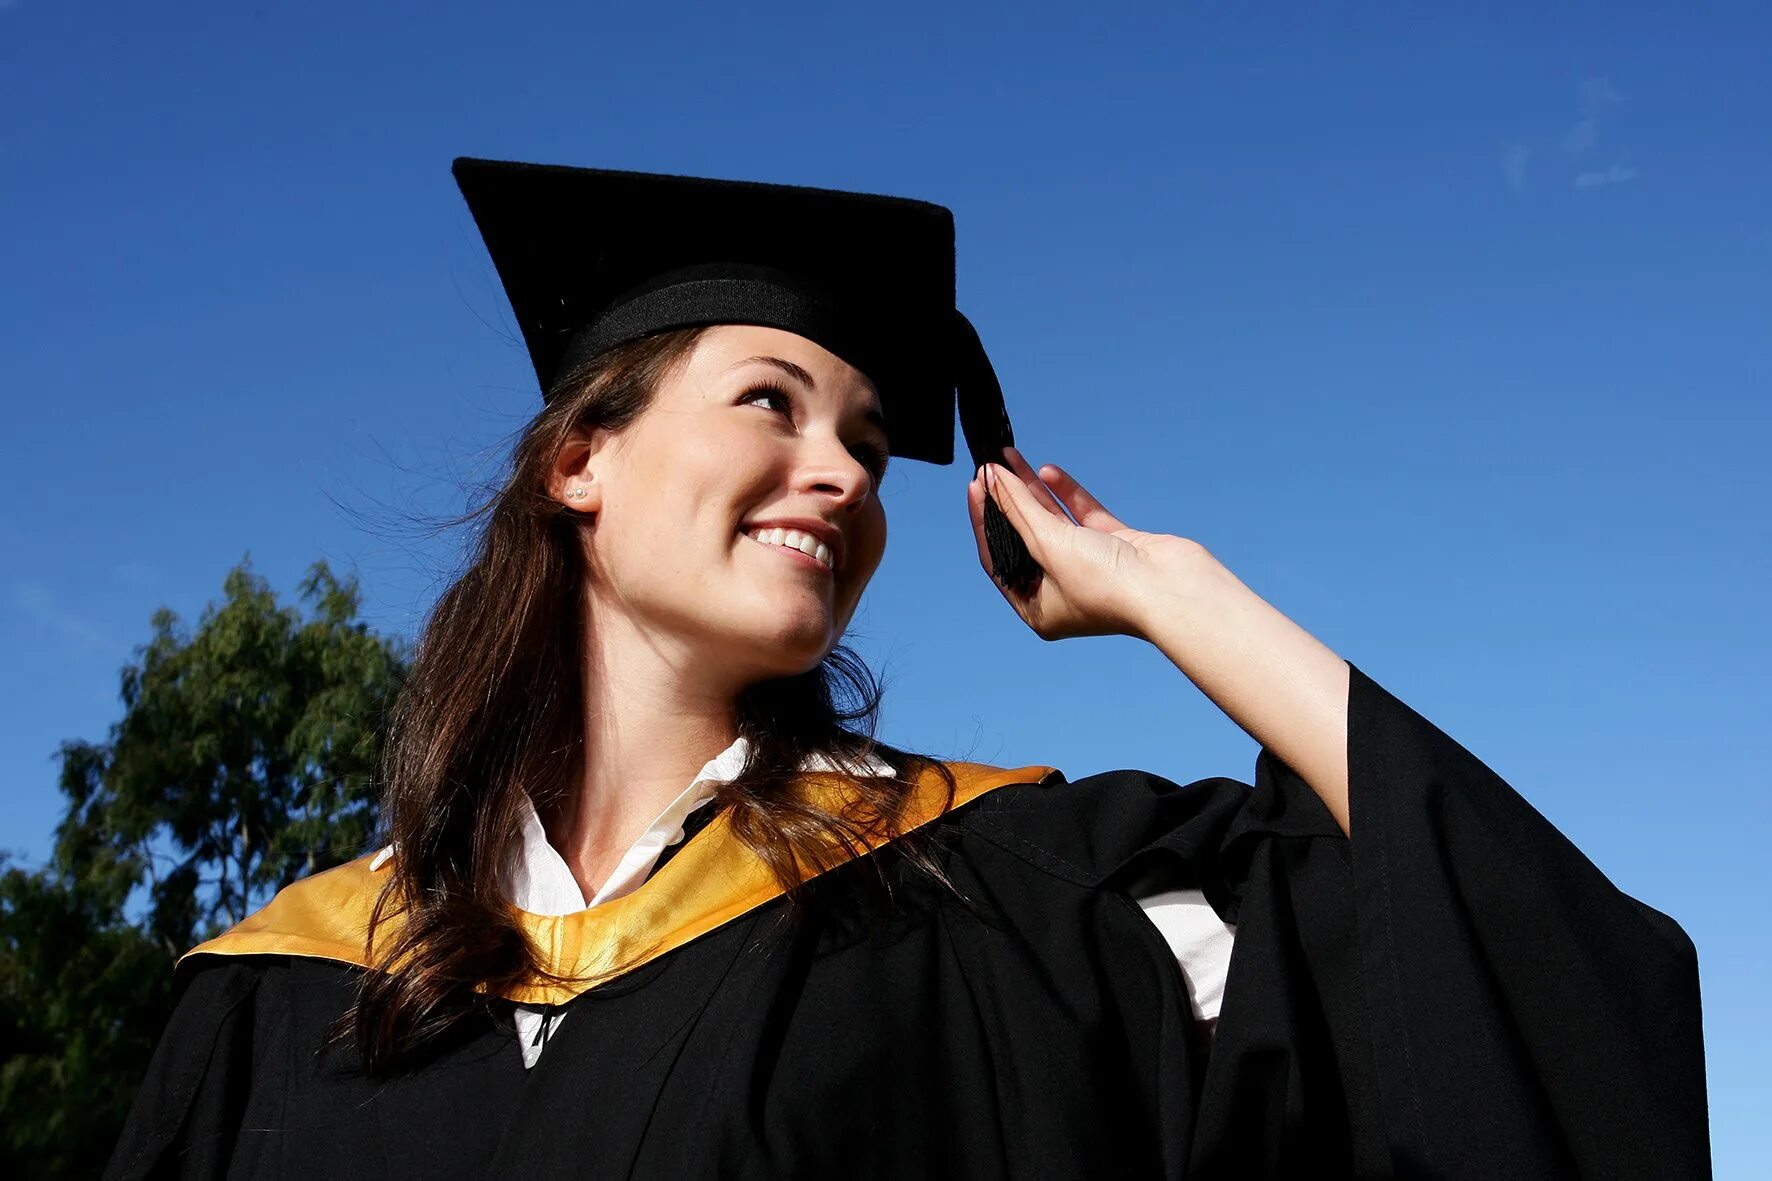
[987,660,1710,1178]
[1208,660,1710,1178]
[103,960,263,1181]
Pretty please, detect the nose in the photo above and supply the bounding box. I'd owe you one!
[797,436,878,514]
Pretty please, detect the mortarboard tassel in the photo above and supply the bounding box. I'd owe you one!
[952,310,1043,599]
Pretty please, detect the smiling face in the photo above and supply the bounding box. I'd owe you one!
[553,325,891,684]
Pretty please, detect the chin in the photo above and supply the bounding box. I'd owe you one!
[763,629,836,673]
[714,581,850,672]
[739,617,837,676]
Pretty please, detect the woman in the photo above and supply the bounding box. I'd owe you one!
[106,159,1710,1179]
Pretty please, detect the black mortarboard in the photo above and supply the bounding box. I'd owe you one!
[451,156,1039,596]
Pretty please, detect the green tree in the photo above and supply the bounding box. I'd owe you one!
[0,558,408,1178]
[0,856,170,1179]
[56,558,409,952]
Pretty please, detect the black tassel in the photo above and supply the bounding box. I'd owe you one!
[953,310,1042,598]
[983,491,1040,598]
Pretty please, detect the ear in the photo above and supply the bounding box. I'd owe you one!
[547,427,611,515]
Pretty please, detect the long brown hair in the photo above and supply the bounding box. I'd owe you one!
[351,327,959,1072]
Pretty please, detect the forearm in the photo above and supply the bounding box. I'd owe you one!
[1128,548,1352,836]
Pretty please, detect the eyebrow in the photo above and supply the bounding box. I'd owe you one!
[729,355,888,439]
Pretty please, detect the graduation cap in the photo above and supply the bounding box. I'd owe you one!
[451,156,1040,596]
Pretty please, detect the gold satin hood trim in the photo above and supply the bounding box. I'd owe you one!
[179,758,1056,1005]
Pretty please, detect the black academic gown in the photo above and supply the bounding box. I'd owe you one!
[104,664,1711,1179]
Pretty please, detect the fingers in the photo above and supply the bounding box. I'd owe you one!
[1001,446,1074,523]
[1001,446,1130,535]
[983,460,1050,564]
[1035,462,1131,533]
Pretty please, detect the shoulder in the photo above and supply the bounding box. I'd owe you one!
[913,757,1063,813]
[109,954,368,1181]
[180,853,387,973]
[938,763,1255,892]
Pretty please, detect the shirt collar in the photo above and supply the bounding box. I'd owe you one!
[506,737,893,915]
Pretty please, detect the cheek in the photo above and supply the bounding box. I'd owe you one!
[846,514,888,591]
[864,507,888,569]
[640,443,735,529]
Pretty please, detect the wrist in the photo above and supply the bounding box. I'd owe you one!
[1121,543,1245,648]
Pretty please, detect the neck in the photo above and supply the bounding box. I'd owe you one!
[551,600,745,900]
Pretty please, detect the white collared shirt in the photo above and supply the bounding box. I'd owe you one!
[503,739,1235,1067]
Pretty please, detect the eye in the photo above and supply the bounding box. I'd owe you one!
[854,441,891,483]
[740,382,891,484]
[738,382,794,415]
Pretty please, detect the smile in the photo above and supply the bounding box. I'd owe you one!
[742,528,835,573]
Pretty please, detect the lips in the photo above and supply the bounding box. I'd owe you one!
[742,529,834,575]
[739,518,844,571]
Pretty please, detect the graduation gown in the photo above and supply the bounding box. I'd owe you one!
[104,663,1711,1179]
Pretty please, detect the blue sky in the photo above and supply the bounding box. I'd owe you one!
[2,0,1766,1169]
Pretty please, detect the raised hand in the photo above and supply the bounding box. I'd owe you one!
[966,446,1213,643]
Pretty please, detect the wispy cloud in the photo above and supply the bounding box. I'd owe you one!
[12,580,109,651]
[1502,144,1531,195]
[1562,119,1600,159]
[1580,76,1625,111]
[1561,76,1623,161]
[1575,165,1640,189]
[1503,75,1640,195]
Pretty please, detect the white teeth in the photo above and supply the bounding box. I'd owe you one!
[747,527,834,570]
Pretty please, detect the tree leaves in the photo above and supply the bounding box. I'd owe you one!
[0,855,170,1179]
[56,557,407,946]
[1,557,408,1178]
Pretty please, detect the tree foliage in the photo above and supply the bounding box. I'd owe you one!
[0,558,408,1178]
[56,558,408,951]
[0,856,170,1179]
